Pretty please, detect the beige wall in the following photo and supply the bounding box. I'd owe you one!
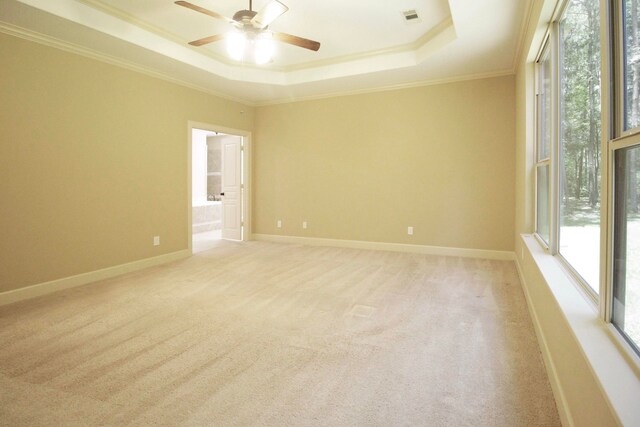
[0,33,253,292]
[254,76,516,251]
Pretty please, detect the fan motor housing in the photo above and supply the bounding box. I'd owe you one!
[233,9,257,23]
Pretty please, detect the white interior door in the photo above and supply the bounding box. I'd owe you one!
[221,135,242,240]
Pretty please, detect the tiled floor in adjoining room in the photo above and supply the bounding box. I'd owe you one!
[192,229,221,253]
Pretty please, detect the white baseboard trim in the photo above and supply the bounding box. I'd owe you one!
[514,254,573,427]
[0,249,190,306]
[252,234,515,261]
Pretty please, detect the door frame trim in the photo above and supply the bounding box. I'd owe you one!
[187,121,252,253]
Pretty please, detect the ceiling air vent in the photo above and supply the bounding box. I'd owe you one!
[402,9,421,23]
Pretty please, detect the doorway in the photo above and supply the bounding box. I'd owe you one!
[188,121,250,254]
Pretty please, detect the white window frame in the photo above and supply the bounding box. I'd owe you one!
[529,1,640,417]
[534,36,555,251]
[533,0,640,362]
[604,0,640,361]
[534,0,604,304]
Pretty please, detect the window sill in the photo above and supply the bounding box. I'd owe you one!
[519,234,640,426]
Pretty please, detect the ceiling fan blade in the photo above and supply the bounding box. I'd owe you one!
[188,34,225,47]
[251,0,288,29]
[175,1,237,25]
[273,32,320,51]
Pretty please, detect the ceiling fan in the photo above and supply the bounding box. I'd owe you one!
[175,0,320,63]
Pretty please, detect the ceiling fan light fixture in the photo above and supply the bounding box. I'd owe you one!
[176,1,320,63]
[254,35,275,65]
[226,31,246,61]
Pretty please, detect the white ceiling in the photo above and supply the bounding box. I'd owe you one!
[0,0,531,105]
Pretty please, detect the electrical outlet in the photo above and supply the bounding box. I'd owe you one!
[153,236,160,246]
[277,220,282,228]
[302,221,307,229]
[407,226,414,236]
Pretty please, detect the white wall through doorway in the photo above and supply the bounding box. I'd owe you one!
[188,121,250,254]
[191,128,214,205]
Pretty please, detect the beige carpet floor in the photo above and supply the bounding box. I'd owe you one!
[0,241,560,426]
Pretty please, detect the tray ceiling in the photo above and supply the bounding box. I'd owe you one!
[0,0,531,104]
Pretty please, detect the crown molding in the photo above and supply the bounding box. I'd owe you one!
[283,16,455,73]
[54,0,458,81]
[254,69,515,107]
[512,0,536,73]
[0,20,515,108]
[0,21,257,106]
[75,0,245,69]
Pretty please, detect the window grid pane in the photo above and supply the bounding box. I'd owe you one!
[558,0,602,293]
[613,145,640,354]
[624,0,640,131]
[537,164,551,245]
[538,50,552,161]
